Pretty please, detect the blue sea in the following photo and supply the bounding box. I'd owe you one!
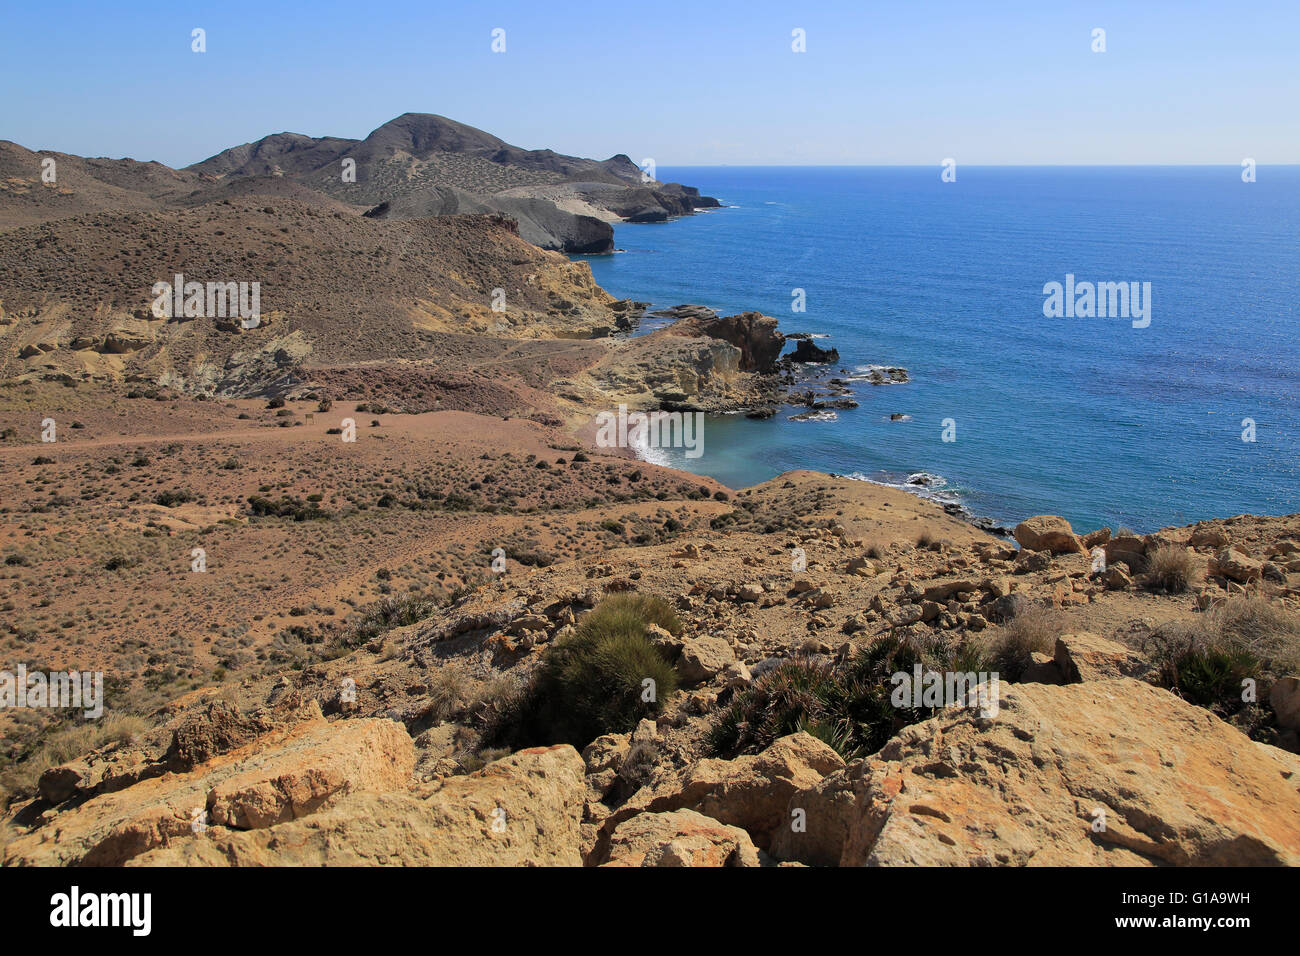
[575,167,1300,534]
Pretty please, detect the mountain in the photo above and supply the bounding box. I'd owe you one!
[0,112,719,252]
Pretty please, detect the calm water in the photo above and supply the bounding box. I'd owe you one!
[576,166,1300,533]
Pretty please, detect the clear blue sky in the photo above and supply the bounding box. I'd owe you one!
[3,0,1297,167]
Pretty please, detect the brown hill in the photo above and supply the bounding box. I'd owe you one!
[0,197,625,395]
[0,113,719,252]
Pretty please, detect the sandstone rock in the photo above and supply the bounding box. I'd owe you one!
[130,745,586,867]
[601,808,761,867]
[1080,528,1112,549]
[1014,549,1051,573]
[845,556,875,577]
[1103,535,1148,568]
[582,733,631,777]
[720,659,753,689]
[983,592,1028,624]
[664,311,785,372]
[165,699,315,771]
[737,582,765,602]
[206,718,414,829]
[1271,677,1300,732]
[644,622,683,657]
[1210,547,1263,583]
[921,578,980,602]
[5,708,347,866]
[1053,632,1152,683]
[600,732,844,854]
[1014,516,1083,555]
[1102,566,1132,590]
[678,635,736,684]
[1190,527,1231,549]
[97,319,155,354]
[980,576,1011,599]
[771,680,1300,866]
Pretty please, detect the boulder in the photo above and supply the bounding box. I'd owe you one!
[983,592,1027,624]
[1053,632,1153,683]
[1013,516,1083,555]
[1013,549,1051,573]
[1271,677,1300,732]
[1102,566,1132,590]
[1209,547,1263,583]
[598,732,844,854]
[678,635,736,684]
[785,339,840,364]
[601,809,761,867]
[1080,528,1112,549]
[130,745,586,867]
[770,680,1300,866]
[1103,535,1148,568]
[206,718,414,829]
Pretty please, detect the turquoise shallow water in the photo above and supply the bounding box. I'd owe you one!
[575,166,1300,533]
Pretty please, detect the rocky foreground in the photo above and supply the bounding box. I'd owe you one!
[5,474,1298,867]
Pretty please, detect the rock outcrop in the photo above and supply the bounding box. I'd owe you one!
[786,339,840,364]
[594,733,845,860]
[770,679,1300,866]
[130,745,586,866]
[663,311,785,372]
[601,808,761,867]
[1014,515,1084,555]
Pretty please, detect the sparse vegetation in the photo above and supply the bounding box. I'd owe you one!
[708,633,993,760]
[492,593,681,748]
[1145,595,1300,740]
[981,603,1063,680]
[1144,545,1201,594]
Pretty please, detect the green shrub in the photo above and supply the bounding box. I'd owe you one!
[1145,594,1300,739]
[247,495,331,521]
[332,594,438,651]
[154,489,195,508]
[492,593,681,748]
[708,634,995,760]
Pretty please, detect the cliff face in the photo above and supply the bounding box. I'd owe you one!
[364,186,614,254]
[661,310,786,372]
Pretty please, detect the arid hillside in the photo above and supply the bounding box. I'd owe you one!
[2,395,1298,866]
[0,113,720,253]
[0,198,633,396]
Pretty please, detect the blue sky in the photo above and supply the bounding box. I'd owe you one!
[3,0,1297,167]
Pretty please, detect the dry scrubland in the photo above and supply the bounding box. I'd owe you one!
[2,388,1299,865]
[0,112,1298,866]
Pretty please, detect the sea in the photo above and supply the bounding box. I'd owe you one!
[575,166,1300,534]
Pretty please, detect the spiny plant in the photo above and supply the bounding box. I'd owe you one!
[707,633,996,760]
[490,592,681,748]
